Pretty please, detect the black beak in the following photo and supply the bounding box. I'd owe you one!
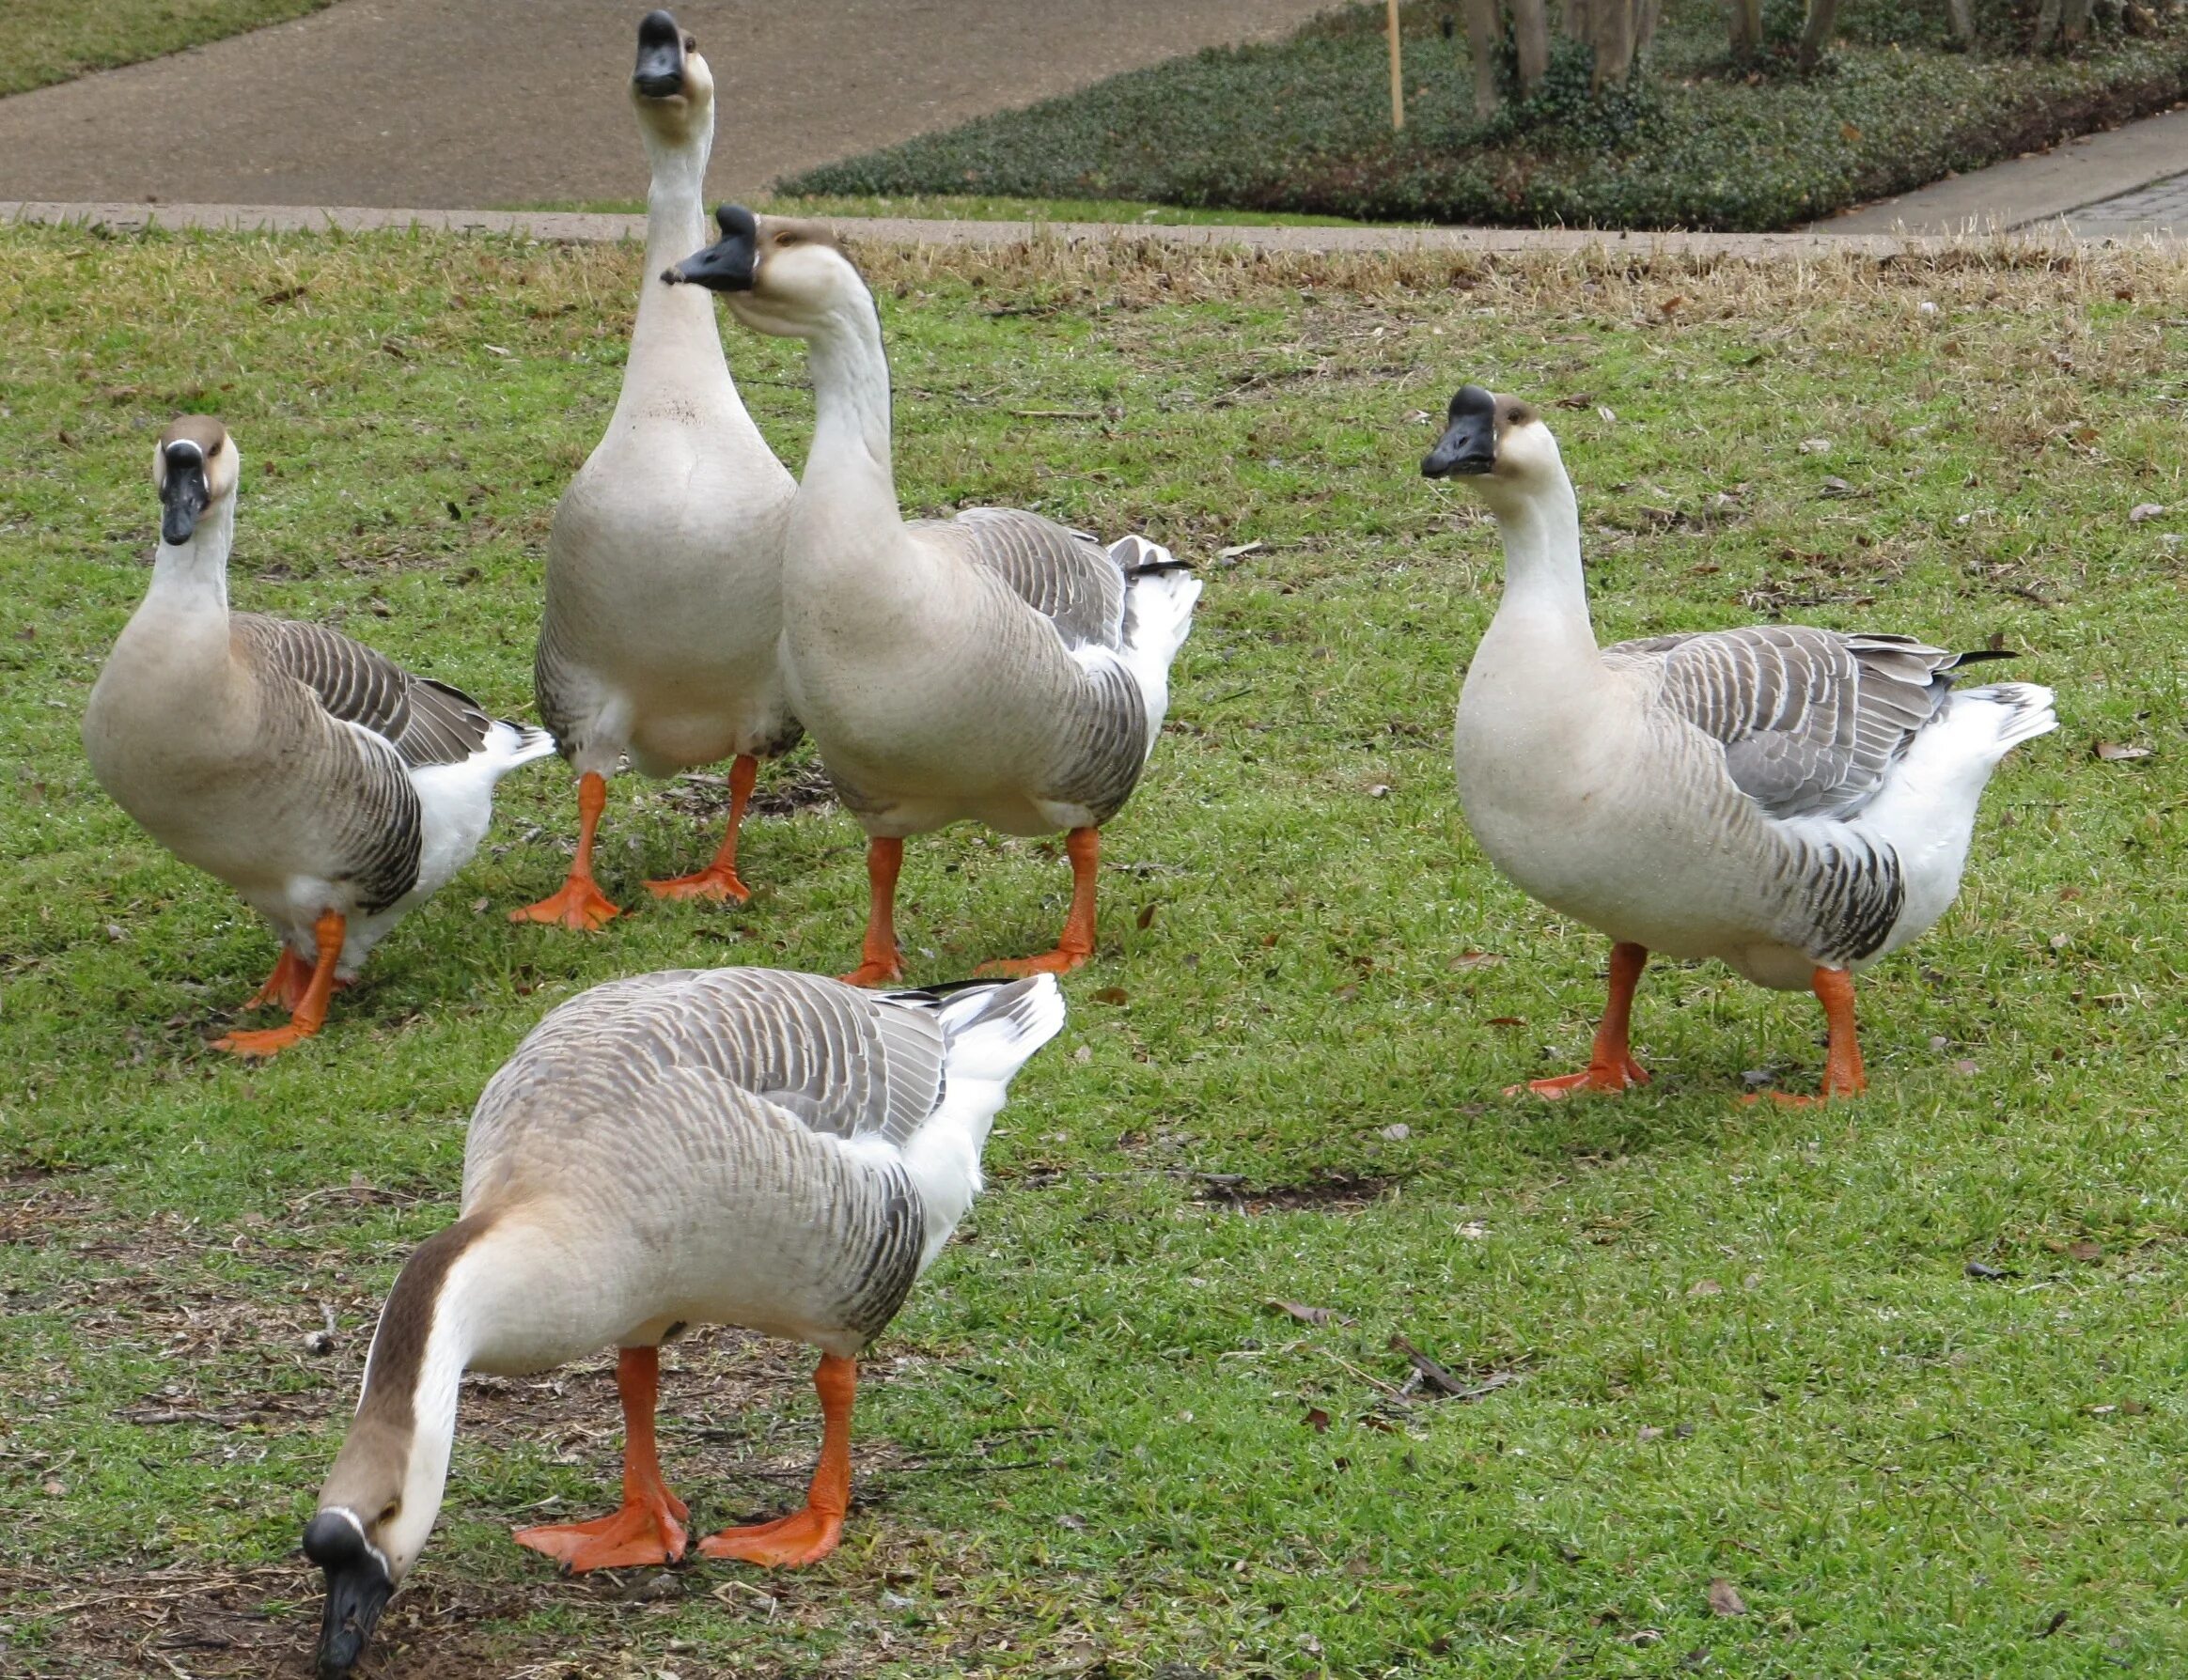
[305,1511,395,1680]
[632,9,685,99]
[1421,383,1498,479]
[160,446,211,543]
[664,203,758,291]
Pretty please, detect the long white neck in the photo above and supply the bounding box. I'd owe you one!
[622,118,729,399]
[142,497,237,622]
[1482,472,1599,668]
[797,289,906,537]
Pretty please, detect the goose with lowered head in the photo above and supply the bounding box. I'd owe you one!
[82,418,553,1057]
[304,966,1064,1678]
[1425,384,2055,1102]
[514,10,798,931]
[664,207,1200,984]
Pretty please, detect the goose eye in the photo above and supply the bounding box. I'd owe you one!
[379,1500,400,1524]
[776,232,800,247]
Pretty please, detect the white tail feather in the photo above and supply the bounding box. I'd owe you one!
[1110,537,1200,754]
[489,719,559,774]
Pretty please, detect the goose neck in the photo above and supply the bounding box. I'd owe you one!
[630,128,724,361]
[143,499,236,619]
[1487,474,1596,654]
[799,294,900,521]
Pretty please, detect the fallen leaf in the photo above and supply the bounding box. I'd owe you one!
[1951,1058,1979,1077]
[1485,1016,1526,1028]
[1304,1406,1332,1434]
[1268,1300,1336,1327]
[1798,436,1832,454]
[2092,739,2153,762]
[1819,475,1858,498]
[1449,951,1504,971]
[1379,1123,1412,1142]
[2068,1239,2102,1264]
[1597,405,1617,423]
[1707,1578,1747,1617]
[1840,121,1863,142]
[1071,1043,1091,1063]
[1687,1278,1723,1298]
[1135,902,1159,930]
[1660,295,1684,315]
[1217,539,1266,562]
[1638,1424,1665,1442]
[1090,987,1130,1005]
[1366,783,1392,798]
[2129,503,2165,522]
[1987,630,2008,651]
[41,1479,66,1497]
[1965,1261,2009,1281]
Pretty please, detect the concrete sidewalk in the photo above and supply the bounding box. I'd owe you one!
[11,197,2173,260]
[0,0,1335,209]
[1820,102,2188,238]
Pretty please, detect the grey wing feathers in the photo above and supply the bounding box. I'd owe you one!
[1607,627,1978,821]
[929,507,1128,649]
[235,614,492,768]
[487,968,948,1149]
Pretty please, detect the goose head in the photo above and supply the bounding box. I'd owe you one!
[1420,385,1560,506]
[302,1420,447,1679]
[663,205,858,338]
[153,415,238,546]
[629,9,712,141]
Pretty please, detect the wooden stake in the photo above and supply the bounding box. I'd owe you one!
[1386,0,1404,131]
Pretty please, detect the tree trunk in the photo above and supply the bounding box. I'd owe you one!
[1461,0,1503,118]
[1593,0,1637,87]
[1726,0,1762,56]
[1941,0,1976,49]
[1511,0,1553,93]
[1635,0,1664,55]
[2058,0,2094,42]
[1796,0,1840,68]
[2031,0,2065,49]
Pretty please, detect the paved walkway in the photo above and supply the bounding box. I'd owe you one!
[0,0,1334,208]
[1821,102,2188,237]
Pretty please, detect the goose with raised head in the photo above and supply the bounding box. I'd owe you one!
[302,966,1063,1679]
[82,418,554,1058]
[514,10,797,931]
[1424,385,2056,1102]
[665,208,1200,984]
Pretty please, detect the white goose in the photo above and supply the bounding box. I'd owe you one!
[515,10,797,931]
[82,417,553,1058]
[665,209,1200,984]
[302,967,1062,1679]
[1425,385,2056,1102]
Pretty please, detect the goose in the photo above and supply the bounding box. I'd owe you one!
[1424,385,2056,1102]
[81,417,555,1058]
[302,967,1063,1679]
[514,10,798,931]
[664,208,1200,984]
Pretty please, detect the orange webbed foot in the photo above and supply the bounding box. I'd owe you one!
[697,1506,844,1568]
[645,863,753,905]
[838,958,905,988]
[975,947,1092,979]
[244,948,316,1012]
[509,875,622,932]
[512,1490,689,1574]
[1507,1055,1649,1100]
[211,1020,322,1059]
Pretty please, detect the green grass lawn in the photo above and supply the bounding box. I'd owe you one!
[787,0,2188,231]
[0,0,331,99]
[520,194,1377,228]
[3,226,2186,1677]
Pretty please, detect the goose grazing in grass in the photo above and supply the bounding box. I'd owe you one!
[82,418,554,1058]
[1424,385,2056,1102]
[664,208,1200,984]
[303,967,1063,1680]
[514,10,798,931]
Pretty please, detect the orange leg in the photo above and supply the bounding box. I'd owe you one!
[699,1353,854,1568]
[513,1346,689,1573]
[977,826,1101,978]
[648,754,758,904]
[839,837,905,987]
[214,910,345,1058]
[1758,966,1868,1107]
[244,945,325,1013]
[1509,941,1651,1099]
[510,770,622,931]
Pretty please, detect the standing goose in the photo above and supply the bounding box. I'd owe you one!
[82,418,554,1058]
[302,967,1063,1679]
[515,10,798,931]
[665,208,1200,983]
[1425,385,2055,1102]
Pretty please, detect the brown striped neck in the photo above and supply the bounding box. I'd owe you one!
[311,1214,493,1587]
